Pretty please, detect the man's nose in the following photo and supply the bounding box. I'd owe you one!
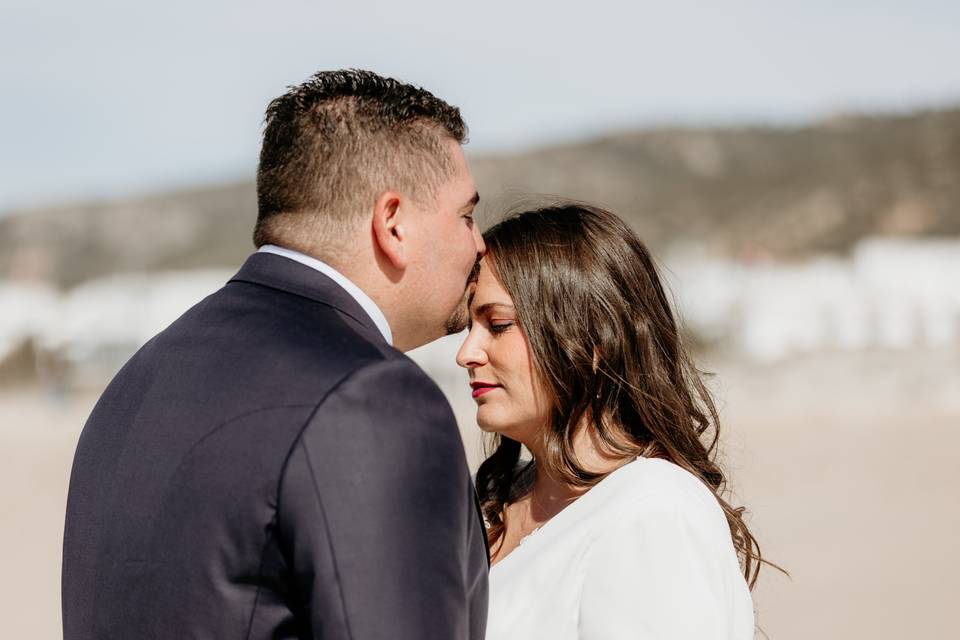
[473,225,487,256]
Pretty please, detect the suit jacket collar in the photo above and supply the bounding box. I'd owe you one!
[229,252,386,344]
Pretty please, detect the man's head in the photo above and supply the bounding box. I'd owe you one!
[254,69,484,351]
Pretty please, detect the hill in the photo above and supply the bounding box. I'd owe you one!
[2,107,958,288]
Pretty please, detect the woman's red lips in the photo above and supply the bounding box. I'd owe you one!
[470,381,500,398]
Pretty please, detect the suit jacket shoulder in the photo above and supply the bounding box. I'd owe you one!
[62,252,489,640]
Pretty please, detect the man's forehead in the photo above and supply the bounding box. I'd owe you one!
[444,138,471,174]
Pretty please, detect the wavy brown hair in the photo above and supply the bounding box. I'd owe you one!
[475,203,768,589]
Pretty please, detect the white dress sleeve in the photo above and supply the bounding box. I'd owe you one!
[577,498,748,639]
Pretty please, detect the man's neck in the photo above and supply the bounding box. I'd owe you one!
[257,244,394,345]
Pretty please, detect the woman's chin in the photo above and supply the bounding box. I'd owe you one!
[476,418,501,434]
[476,411,521,439]
[476,409,506,435]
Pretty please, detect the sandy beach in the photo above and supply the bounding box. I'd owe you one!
[1,350,957,639]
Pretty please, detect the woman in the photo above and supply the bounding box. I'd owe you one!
[456,203,764,639]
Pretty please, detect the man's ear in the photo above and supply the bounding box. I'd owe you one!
[371,191,408,270]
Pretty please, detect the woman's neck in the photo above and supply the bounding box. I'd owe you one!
[524,424,634,517]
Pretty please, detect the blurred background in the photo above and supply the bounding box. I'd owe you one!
[2,1,958,638]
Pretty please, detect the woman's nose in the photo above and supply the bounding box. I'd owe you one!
[456,330,487,369]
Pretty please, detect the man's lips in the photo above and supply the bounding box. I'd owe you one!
[470,381,501,399]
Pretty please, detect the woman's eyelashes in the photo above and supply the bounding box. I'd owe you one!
[489,319,515,334]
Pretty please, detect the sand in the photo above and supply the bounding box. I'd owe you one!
[1,350,957,639]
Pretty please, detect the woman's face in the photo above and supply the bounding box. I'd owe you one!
[456,258,550,442]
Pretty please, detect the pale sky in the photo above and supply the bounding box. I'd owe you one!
[2,0,959,211]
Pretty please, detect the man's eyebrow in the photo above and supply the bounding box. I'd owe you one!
[459,191,480,212]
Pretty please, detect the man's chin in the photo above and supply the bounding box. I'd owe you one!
[443,305,469,335]
[443,283,475,335]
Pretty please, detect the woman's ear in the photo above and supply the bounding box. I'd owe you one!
[371,191,408,270]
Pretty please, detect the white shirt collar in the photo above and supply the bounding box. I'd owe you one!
[257,244,393,345]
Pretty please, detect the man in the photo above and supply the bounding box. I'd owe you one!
[62,69,489,639]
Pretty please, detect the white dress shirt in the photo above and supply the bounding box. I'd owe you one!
[486,457,755,640]
[257,244,393,345]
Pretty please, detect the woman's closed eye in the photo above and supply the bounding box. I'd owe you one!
[489,319,515,334]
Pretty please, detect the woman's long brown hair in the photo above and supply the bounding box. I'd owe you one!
[475,203,769,589]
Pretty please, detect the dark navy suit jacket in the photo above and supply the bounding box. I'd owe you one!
[62,252,489,639]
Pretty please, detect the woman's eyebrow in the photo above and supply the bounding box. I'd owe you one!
[473,302,515,316]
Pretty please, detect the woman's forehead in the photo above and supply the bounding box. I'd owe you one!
[469,266,514,313]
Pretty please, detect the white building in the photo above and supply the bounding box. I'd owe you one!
[0,237,958,385]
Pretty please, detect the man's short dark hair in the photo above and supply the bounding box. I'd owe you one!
[253,69,468,253]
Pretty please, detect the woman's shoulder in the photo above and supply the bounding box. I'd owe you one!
[577,458,755,640]
[601,457,729,530]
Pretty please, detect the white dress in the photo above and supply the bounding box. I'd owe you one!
[486,457,755,640]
